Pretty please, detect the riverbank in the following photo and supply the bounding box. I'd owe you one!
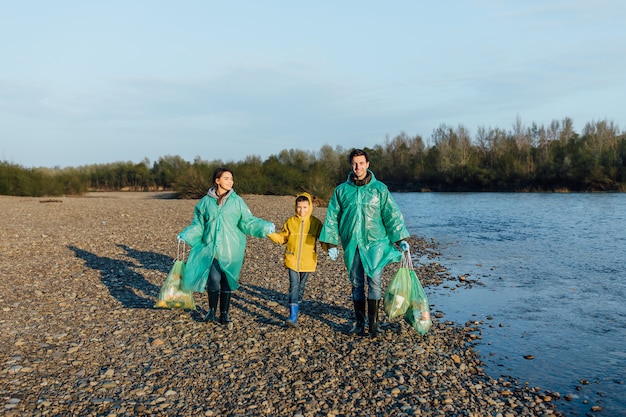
[0,192,564,416]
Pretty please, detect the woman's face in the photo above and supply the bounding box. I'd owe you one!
[215,172,234,194]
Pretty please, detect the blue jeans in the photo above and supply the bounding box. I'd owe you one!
[207,258,231,293]
[350,247,382,301]
[288,269,310,304]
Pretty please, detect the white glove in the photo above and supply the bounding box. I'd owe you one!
[266,223,276,235]
[328,247,338,261]
[399,240,409,252]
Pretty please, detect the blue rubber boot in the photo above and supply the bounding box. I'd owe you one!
[286,303,299,327]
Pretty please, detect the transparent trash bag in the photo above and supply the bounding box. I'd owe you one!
[403,268,432,335]
[155,241,196,311]
[383,251,414,320]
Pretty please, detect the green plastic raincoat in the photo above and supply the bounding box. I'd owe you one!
[320,170,409,282]
[178,189,272,292]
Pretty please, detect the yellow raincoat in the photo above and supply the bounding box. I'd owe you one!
[268,192,325,272]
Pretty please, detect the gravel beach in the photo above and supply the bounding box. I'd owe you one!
[0,192,564,417]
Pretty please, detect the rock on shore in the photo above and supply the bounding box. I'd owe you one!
[0,192,563,416]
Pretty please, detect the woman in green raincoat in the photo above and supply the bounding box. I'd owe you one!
[320,149,410,337]
[178,167,275,329]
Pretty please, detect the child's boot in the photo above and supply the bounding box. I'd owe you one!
[286,303,299,327]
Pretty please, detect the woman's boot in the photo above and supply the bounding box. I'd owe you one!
[218,291,233,329]
[367,299,380,337]
[351,299,366,336]
[205,291,219,322]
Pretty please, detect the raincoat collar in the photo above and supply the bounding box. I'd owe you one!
[349,169,374,186]
[207,187,233,206]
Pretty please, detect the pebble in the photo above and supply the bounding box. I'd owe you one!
[0,193,565,416]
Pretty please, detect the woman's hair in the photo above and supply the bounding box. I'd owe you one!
[349,148,368,163]
[212,167,233,185]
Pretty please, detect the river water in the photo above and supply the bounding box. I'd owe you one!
[393,192,626,417]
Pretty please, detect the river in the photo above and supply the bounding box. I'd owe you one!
[393,192,626,417]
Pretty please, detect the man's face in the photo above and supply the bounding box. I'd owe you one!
[351,155,369,180]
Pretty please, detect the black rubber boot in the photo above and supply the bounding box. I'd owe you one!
[219,291,233,329]
[352,299,366,336]
[205,291,219,322]
[368,299,380,337]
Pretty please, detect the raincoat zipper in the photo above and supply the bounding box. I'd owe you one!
[296,218,304,271]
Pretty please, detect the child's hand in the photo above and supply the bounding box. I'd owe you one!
[328,247,338,261]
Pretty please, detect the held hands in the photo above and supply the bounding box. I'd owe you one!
[328,247,338,261]
[399,240,410,252]
[266,223,276,235]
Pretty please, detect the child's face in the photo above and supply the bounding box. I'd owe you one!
[296,200,310,218]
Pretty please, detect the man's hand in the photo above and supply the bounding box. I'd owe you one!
[328,247,338,261]
[399,240,410,252]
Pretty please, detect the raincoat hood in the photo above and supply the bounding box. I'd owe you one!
[294,192,314,219]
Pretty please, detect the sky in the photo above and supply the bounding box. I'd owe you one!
[1,1,625,168]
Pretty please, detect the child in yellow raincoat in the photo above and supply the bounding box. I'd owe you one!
[268,192,327,327]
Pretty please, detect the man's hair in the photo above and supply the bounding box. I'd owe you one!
[349,148,368,163]
[212,167,233,184]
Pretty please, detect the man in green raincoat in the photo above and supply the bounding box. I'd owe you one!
[320,149,410,337]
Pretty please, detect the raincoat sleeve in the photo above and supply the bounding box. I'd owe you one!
[381,190,410,243]
[319,189,341,246]
[268,222,289,245]
[237,199,274,238]
[178,201,207,247]
[311,216,329,252]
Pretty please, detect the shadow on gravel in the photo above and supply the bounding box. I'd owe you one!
[117,244,172,274]
[68,245,161,309]
[150,192,179,199]
[237,284,354,334]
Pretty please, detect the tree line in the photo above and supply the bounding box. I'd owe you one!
[1,118,624,201]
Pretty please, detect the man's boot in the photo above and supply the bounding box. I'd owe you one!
[205,291,219,322]
[351,299,366,336]
[218,291,233,330]
[286,303,299,327]
[368,299,380,337]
